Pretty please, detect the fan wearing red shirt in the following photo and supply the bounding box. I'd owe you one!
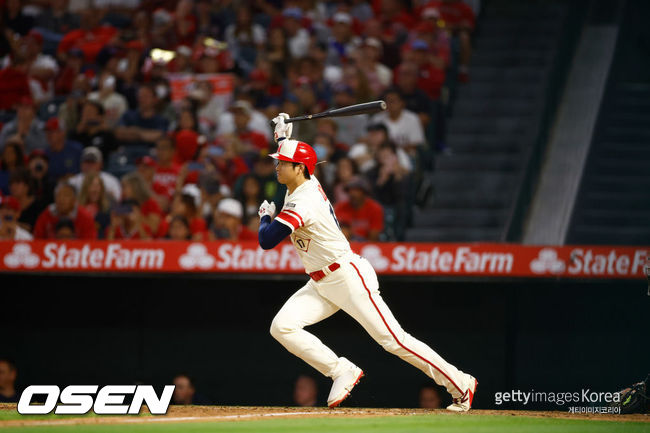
[34,182,97,239]
[153,136,181,201]
[57,9,118,63]
[418,1,475,82]
[157,189,206,240]
[105,199,153,240]
[333,177,384,241]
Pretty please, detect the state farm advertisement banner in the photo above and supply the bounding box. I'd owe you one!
[0,241,648,279]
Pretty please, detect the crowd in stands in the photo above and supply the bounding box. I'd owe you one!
[0,0,477,242]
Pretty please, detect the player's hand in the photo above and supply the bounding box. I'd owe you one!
[258,200,276,219]
[272,113,292,143]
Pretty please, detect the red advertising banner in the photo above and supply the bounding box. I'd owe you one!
[168,73,234,101]
[0,241,648,279]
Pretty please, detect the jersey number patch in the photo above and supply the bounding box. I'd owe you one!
[294,236,311,252]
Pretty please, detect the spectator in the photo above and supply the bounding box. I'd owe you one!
[171,374,209,405]
[364,122,412,172]
[356,37,393,96]
[33,181,97,239]
[56,74,88,132]
[334,176,384,241]
[342,63,373,103]
[166,215,191,240]
[26,31,60,105]
[0,138,26,195]
[224,5,266,72]
[44,117,82,182]
[57,8,117,64]
[3,0,33,36]
[78,172,112,237]
[0,196,33,240]
[54,217,76,239]
[115,84,169,148]
[401,39,445,101]
[105,199,152,240]
[121,171,163,235]
[326,12,360,67]
[26,150,56,205]
[419,0,475,82]
[0,97,47,154]
[230,101,269,155]
[173,129,202,165]
[235,174,263,222]
[152,136,180,205]
[395,62,433,128]
[282,7,310,59]
[209,197,256,241]
[371,88,425,157]
[68,146,121,202]
[35,0,81,35]
[9,168,46,232]
[70,100,116,162]
[218,99,272,144]
[293,375,318,407]
[157,187,206,240]
[419,385,442,409]
[87,74,128,128]
[366,141,409,240]
[311,133,339,195]
[330,85,368,147]
[199,174,224,225]
[332,156,358,204]
[266,26,292,87]
[0,57,32,111]
[0,358,18,403]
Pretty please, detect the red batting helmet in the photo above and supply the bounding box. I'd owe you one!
[269,139,317,174]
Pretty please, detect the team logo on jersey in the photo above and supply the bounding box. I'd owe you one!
[294,236,311,252]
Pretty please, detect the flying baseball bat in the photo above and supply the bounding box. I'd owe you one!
[270,100,386,125]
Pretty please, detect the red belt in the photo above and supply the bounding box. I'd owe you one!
[309,263,341,281]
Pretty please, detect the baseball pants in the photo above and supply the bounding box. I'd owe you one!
[270,252,469,398]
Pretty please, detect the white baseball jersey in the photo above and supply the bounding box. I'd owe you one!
[274,176,350,274]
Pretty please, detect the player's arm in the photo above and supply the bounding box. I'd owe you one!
[258,215,292,250]
[258,200,293,250]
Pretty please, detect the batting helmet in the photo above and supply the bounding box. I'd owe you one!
[269,139,317,174]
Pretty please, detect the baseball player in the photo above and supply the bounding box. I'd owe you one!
[257,113,477,410]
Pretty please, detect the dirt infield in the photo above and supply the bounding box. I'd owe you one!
[1,403,648,428]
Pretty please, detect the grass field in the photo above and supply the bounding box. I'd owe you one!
[1,405,648,433]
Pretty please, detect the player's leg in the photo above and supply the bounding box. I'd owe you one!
[270,280,356,379]
[318,255,475,405]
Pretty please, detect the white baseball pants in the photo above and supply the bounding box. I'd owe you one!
[270,252,470,398]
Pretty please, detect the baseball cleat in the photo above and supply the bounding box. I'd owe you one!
[446,376,478,412]
[327,366,364,408]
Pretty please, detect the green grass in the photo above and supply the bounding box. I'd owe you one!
[1,414,649,433]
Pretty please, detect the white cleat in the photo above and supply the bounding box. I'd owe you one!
[446,375,478,412]
[327,366,364,408]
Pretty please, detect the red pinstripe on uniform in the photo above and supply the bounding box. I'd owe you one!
[349,262,463,396]
[276,212,301,230]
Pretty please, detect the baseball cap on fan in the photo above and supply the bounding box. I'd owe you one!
[217,198,243,219]
[0,196,20,212]
[82,146,103,163]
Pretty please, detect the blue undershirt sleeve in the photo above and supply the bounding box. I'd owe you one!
[258,215,292,250]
